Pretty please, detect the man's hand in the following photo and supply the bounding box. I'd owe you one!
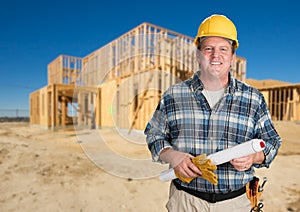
[175,154,218,185]
[160,150,218,184]
[159,148,201,179]
[230,151,265,171]
[173,154,202,180]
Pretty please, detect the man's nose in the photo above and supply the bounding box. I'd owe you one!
[212,49,220,57]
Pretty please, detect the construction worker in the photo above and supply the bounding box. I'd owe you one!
[144,14,282,211]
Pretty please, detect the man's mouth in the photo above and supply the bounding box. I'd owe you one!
[210,61,222,65]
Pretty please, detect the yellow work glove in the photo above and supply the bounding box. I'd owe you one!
[175,154,218,185]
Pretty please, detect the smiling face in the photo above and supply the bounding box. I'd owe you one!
[197,36,236,84]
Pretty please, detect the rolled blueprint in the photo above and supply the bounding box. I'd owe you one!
[159,139,266,182]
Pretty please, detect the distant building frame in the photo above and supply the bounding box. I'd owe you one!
[30,22,299,130]
[260,85,300,121]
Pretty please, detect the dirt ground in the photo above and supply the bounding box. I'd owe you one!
[0,121,299,212]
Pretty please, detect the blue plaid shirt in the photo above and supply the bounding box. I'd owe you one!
[144,71,282,194]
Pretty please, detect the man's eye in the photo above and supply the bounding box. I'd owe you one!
[204,47,213,51]
[221,47,229,53]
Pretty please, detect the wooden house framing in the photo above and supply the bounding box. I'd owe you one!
[246,79,300,121]
[30,22,299,130]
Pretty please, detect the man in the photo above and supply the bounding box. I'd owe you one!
[144,14,282,211]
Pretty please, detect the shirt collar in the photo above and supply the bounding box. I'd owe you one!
[189,71,237,94]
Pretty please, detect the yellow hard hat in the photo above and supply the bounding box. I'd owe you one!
[194,14,239,49]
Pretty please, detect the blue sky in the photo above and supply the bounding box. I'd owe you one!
[0,0,299,110]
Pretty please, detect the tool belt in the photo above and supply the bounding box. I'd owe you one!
[173,180,246,203]
[246,176,267,212]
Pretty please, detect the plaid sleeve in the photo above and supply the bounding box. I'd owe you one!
[254,97,282,168]
[144,99,172,162]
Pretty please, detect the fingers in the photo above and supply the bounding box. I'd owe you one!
[174,157,202,178]
[174,155,218,185]
[188,162,203,176]
[230,156,252,171]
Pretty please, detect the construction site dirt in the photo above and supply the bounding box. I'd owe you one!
[0,121,299,211]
